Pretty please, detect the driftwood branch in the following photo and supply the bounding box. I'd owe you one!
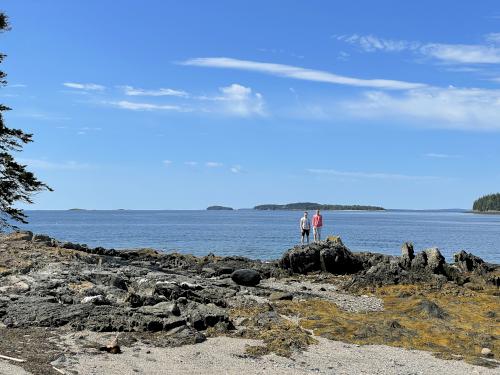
[0,353,26,362]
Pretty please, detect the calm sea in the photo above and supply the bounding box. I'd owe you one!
[19,210,500,263]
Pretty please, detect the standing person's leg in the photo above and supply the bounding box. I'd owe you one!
[313,227,317,242]
[317,227,321,241]
[301,229,304,244]
[306,229,310,244]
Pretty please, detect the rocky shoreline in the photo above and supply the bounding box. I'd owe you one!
[0,231,498,374]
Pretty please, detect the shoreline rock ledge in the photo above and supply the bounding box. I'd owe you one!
[280,237,499,289]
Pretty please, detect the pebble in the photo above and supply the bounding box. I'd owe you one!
[481,347,492,357]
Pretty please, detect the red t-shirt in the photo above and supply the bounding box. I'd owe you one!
[312,214,323,227]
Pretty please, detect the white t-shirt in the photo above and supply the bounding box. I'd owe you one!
[300,217,311,230]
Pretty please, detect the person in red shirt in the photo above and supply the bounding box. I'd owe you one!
[312,209,323,242]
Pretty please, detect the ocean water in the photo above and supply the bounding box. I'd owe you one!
[19,210,500,263]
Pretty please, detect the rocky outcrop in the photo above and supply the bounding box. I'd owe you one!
[280,237,362,275]
[280,237,498,290]
[0,231,497,344]
[0,232,276,340]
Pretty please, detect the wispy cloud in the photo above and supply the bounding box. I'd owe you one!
[11,112,71,121]
[307,168,440,181]
[230,165,243,174]
[421,44,500,64]
[63,82,105,91]
[336,34,420,52]
[105,100,186,111]
[19,158,91,170]
[341,87,500,130]
[163,160,172,166]
[121,85,188,97]
[184,161,198,166]
[182,57,426,90]
[424,153,461,159]
[336,33,500,64]
[205,161,223,168]
[9,83,27,88]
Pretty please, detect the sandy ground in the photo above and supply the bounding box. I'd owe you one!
[3,336,496,375]
[0,361,31,375]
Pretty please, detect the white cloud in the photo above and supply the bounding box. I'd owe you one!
[184,161,198,166]
[63,82,105,91]
[424,153,460,158]
[307,168,440,181]
[216,84,265,117]
[9,83,27,88]
[341,86,500,130]
[19,158,91,170]
[182,57,425,90]
[106,100,185,111]
[421,43,500,64]
[163,160,172,166]
[337,33,500,64]
[121,85,188,97]
[230,165,243,173]
[205,161,223,168]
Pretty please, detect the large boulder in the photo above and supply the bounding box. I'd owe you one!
[280,245,321,274]
[231,269,261,286]
[319,243,361,274]
[280,237,361,275]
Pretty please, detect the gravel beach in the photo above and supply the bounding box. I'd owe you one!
[3,335,493,375]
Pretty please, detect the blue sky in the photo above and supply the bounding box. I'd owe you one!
[2,0,500,209]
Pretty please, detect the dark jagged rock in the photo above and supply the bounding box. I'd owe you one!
[280,237,361,275]
[411,252,428,271]
[280,245,320,274]
[319,241,362,274]
[424,248,445,274]
[231,269,261,286]
[400,242,414,269]
[454,250,486,273]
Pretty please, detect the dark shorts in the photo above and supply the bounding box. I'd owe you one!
[301,229,310,236]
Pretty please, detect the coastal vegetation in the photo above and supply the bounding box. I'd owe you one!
[0,12,51,230]
[254,202,385,211]
[206,206,233,210]
[229,281,499,367]
[473,193,500,213]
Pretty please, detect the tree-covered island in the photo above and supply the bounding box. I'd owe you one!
[472,193,500,213]
[254,202,385,211]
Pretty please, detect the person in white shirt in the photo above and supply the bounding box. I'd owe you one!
[300,211,311,244]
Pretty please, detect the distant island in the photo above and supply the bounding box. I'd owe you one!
[473,193,500,213]
[68,208,85,211]
[254,202,385,211]
[207,205,234,211]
